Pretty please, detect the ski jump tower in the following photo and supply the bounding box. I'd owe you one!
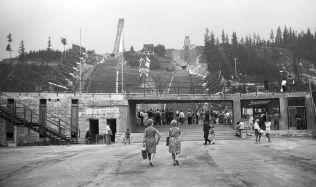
[111,18,124,58]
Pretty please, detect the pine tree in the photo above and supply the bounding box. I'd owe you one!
[231,32,238,46]
[270,29,274,43]
[283,25,289,45]
[216,37,220,46]
[275,26,282,45]
[47,37,52,51]
[18,40,25,62]
[221,30,225,44]
[130,46,134,52]
[225,34,229,44]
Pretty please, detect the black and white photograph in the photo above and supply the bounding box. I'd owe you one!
[0,0,316,186]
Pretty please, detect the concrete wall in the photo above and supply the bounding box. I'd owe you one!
[1,92,315,146]
[0,93,128,145]
[0,119,6,146]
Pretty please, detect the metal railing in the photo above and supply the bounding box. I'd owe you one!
[0,79,313,96]
[0,92,79,144]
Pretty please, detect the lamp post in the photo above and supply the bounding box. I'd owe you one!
[234,58,238,79]
[79,28,82,93]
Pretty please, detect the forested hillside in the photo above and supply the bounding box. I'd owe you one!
[203,26,316,83]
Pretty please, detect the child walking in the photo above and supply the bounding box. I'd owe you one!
[124,129,131,144]
[254,119,260,143]
[209,124,215,144]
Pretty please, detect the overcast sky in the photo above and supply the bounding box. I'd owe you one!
[0,0,315,60]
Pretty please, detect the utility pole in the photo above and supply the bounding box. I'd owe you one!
[79,28,82,93]
[121,28,124,93]
[234,58,238,79]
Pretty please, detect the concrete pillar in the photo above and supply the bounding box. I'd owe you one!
[233,99,241,125]
[128,101,137,132]
[118,106,128,133]
[0,119,6,146]
[305,94,316,130]
[279,96,288,130]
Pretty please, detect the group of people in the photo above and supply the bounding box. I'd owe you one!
[142,115,217,167]
[137,108,232,126]
[235,114,271,143]
[85,123,113,145]
[253,114,272,143]
[264,78,297,93]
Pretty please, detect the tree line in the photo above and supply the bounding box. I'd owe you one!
[203,26,316,83]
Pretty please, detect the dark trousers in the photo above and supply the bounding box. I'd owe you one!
[274,121,279,130]
[188,117,192,124]
[204,132,210,144]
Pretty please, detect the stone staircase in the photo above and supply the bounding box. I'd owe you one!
[120,124,238,143]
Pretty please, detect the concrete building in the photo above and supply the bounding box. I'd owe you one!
[0,92,315,146]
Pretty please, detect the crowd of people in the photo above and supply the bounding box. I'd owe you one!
[137,108,232,127]
[142,110,219,167]
[235,113,272,143]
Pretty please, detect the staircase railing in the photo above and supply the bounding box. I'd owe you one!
[0,92,78,144]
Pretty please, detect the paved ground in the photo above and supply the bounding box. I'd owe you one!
[0,137,316,187]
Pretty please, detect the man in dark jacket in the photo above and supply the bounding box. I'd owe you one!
[203,121,211,145]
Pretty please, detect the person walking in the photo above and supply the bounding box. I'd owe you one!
[205,110,210,123]
[105,123,112,145]
[143,119,161,167]
[200,109,205,123]
[179,111,185,125]
[209,124,215,144]
[168,120,181,166]
[187,109,192,125]
[124,129,131,144]
[248,115,254,130]
[258,114,266,142]
[203,121,211,145]
[273,113,280,130]
[254,118,260,143]
[161,109,166,125]
[195,110,200,125]
[265,117,272,143]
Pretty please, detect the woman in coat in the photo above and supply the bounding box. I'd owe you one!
[169,120,181,166]
[143,119,161,166]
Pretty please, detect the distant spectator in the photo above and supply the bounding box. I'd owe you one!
[85,130,90,144]
[273,113,280,130]
[179,111,185,125]
[187,109,192,125]
[235,121,245,136]
[248,115,254,130]
[203,121,211,145]
[295,111,303,130]
[281,78,287,92]
[265,117,272,143]
[254,119,260,143]
[209,124,215,144]
[264,79,270,92]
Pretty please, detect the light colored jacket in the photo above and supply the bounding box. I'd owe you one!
[105,125,111,135]
[265,121,271,133]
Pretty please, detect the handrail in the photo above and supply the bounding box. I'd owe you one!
[0,93,74,137]
[1,92,72,129]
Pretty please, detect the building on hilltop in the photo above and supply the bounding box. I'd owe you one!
[142,44,154,55]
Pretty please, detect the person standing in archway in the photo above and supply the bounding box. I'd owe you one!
[105,123,112,145]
